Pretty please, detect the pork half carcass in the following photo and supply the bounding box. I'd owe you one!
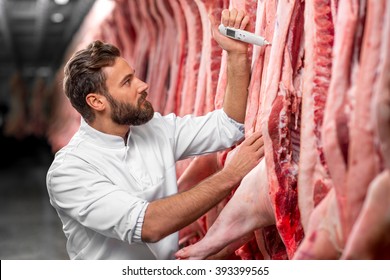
[294,0,362,259]
[259,0,305,258]
[342,0,390,259]
[342,0,383,242]
[4,72,29,140]
[175,159,275,259]
[297,0,334,232]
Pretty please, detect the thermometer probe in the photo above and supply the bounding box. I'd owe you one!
[218,24,270,46]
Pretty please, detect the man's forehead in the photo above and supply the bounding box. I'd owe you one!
[104,57,134,82]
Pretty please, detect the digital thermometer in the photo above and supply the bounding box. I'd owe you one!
[218,24,270,46]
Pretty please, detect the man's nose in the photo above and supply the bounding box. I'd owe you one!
[136,78,149,92]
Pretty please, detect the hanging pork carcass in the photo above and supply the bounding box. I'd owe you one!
[176,0,390,260]
[176,0,306,260]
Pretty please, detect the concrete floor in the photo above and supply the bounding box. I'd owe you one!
[0,136,68,259]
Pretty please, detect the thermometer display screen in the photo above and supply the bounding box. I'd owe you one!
[226,28,235,37]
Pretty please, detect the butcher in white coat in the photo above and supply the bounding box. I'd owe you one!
[46,8,264,259]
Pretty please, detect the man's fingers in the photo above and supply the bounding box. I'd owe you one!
[228,8,238,27]
[256,145,265,159]
[252,135,264,152]
[238,131,264,162]
[221,8,247,29]
[240,15,250,30]
[242,131,262,146]
[221,9,230,26]
[234,10,245,29]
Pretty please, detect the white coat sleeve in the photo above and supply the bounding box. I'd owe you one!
[47,156,148,244]
[162,109,244,161]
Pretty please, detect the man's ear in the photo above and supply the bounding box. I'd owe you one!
[86,93,106,111]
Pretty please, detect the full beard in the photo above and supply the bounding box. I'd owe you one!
[109,93,154,126]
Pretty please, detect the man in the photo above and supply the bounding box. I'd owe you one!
[46,9,264,259]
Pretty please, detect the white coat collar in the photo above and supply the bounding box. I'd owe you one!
[79,118,131,148]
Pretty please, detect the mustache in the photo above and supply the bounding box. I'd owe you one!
[140,91,147,100]
[138,91,149,106]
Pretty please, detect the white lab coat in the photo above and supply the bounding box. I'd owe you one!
[46,109,244,259]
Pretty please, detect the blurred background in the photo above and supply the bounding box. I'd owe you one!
[0,0,100,259]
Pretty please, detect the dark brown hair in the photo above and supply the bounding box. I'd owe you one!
[63,40,120,122]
